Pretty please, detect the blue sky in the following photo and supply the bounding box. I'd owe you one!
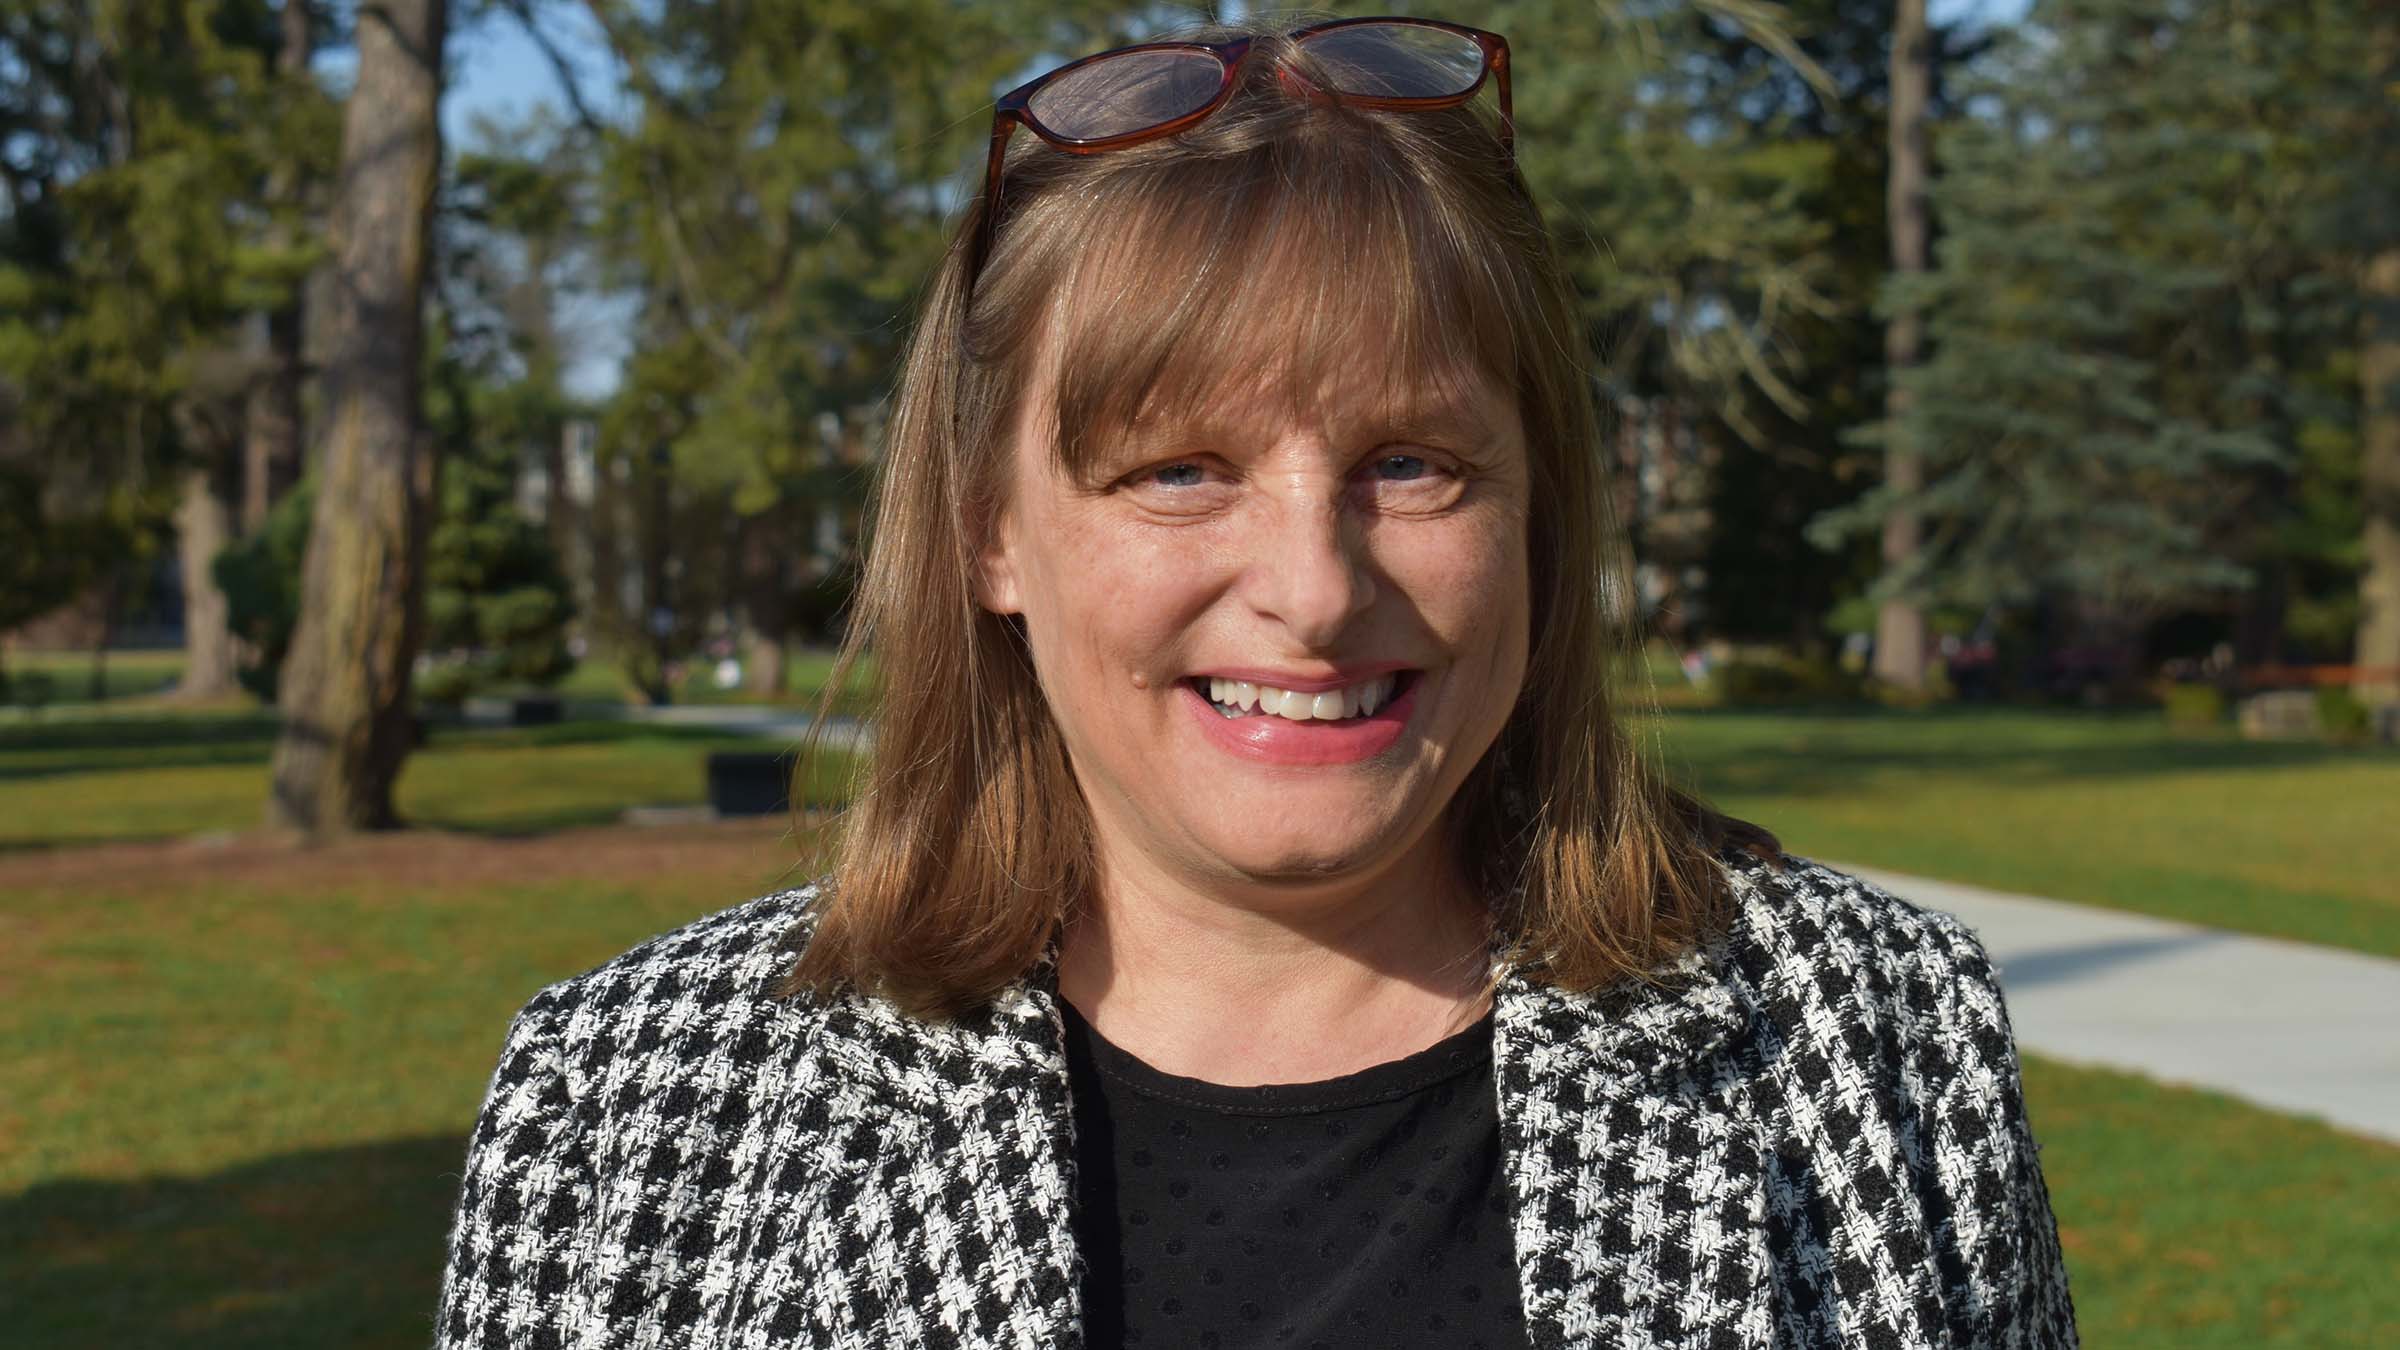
[443,4,617,150]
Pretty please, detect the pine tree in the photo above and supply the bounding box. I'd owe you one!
[2347,9,2400,703]
[1813,0,2324,657]
[415,355,577,707]
[0,2,320,697]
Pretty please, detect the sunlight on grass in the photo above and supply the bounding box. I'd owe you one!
[2026,1057,2400,1347]
[1650,708,2400,958]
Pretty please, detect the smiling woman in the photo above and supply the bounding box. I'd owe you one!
[436,15,2077,1350]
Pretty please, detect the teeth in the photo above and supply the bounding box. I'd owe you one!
[1201,674,1400,723]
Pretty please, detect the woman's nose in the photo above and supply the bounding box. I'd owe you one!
[1241,494,1375,649]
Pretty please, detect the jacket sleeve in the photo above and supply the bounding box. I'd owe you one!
[1924,915,2080,1348]
[435,991,595,1350]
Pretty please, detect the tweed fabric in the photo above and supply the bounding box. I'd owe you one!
[435,850,2076,1348]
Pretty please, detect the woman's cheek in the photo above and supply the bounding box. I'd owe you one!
[1393,513,1526,632]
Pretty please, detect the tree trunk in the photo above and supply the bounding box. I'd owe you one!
[1874,0,1932,693]
[739,509,795,696]
[640,445,675,706]
[242,0,313,533]
[267,0,447,837]
[243,305,306,533]
[2357,247,2400,705]
[87,569,119,703]
[173,463,238,698]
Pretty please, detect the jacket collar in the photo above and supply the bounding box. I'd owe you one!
[768,875,1772,1349]
[1487,913,1776,1347]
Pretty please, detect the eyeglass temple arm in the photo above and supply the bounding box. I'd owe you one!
[1489,38,1514,157]
[972,114,1022,278]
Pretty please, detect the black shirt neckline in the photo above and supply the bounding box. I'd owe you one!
[1057,998,1495,1117]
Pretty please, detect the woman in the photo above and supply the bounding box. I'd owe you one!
[437,17,2076,1349]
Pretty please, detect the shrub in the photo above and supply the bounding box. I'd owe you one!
[2162,683,2227,730]
[1713,653,1868,707]
[2315,687,2373,746]
[213,481,315,703]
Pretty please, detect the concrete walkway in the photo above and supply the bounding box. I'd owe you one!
[461,696,875,751]
[1838,863,2400,1146]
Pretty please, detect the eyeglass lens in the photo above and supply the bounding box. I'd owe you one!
[1024,23,1486,145]
[1297,23,1484,100]
[1027,48,1227,142]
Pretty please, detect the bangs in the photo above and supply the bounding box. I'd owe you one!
[978,120,1533,480]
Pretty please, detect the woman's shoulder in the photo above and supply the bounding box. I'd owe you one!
[1720,847,1995,978]
[497,880,828,1073]
[1713,846,2011,1062]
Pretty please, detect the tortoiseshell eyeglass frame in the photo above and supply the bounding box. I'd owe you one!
[968,16,1513,282]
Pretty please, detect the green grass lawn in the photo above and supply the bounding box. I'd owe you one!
[1,644,874,713]
[0,822,815,1347]
[3,701,2396,1345]
[1649,705,2400,959]
[0,716,855,850]
[3,647,188,705]
[1,826,2391,1348]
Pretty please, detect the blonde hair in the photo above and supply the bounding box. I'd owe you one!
[785,24,1779,1016]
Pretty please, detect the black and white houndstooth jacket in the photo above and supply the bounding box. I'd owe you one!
[435,849,2077,1348]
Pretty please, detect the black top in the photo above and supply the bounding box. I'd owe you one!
[1060,1000,1531,1350]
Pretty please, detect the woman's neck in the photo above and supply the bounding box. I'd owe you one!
[1054,841,1494,1086]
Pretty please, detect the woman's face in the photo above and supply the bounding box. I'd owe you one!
[978,330,1532,907]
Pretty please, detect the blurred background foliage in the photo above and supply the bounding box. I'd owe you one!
[2,0,2394,718]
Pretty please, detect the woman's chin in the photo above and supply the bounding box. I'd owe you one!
[1183,817,1428,890]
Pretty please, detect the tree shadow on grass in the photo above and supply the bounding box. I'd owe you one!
[0,713,283,755]
[0,715,283,783]
[1652,705,2376,800]
[0,717,754,793]
[1,1135,466,1350]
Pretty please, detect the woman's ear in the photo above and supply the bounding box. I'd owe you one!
[971,501,1025,616]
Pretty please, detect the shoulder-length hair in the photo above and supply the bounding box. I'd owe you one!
[784,23,1779,1018]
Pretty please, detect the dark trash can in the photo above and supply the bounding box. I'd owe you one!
[511,695,564,726]
[707,751,793,816]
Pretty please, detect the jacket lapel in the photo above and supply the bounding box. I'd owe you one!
[730,936,1775,1349]
[1494,937,1776,1349]
[723,975,1081,1350]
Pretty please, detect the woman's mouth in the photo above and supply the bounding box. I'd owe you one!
[1188,671,1417,721]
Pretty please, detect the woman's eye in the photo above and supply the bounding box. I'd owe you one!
[1148,461,1207,488]
[1373,453,1432,482]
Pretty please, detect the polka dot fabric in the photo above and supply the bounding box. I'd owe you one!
[1061,1002,1531,1349]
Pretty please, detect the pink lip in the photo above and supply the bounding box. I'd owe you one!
[1184,661,1417,694]
[1180,673,1420,767]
